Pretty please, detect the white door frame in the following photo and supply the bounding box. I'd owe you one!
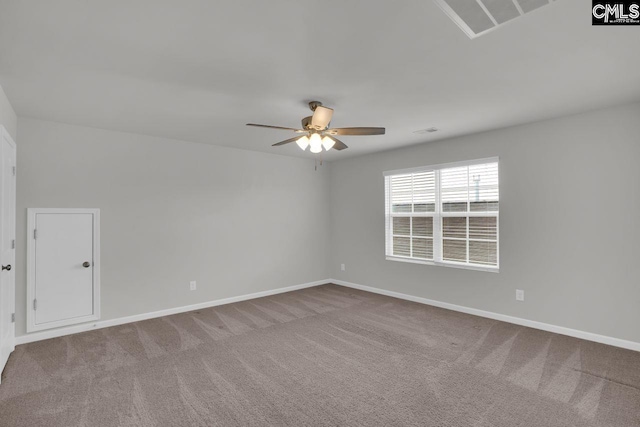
[0,125,16,383]
[27,208,100,332]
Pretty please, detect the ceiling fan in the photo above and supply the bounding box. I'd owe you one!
[247,101,385,153]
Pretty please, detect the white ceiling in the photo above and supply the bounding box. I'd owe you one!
[0,0,638,160]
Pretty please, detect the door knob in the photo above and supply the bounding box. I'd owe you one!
[82,262,91,268]
[2,264,11,271]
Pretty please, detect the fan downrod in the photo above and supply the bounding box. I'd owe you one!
[308,101,322,112]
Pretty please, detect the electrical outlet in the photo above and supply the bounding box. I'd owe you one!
[341,263,345,271]
[190,281,197,291]
[516,289,524,301]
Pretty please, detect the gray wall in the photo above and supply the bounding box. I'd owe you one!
[0,84,17,140]
[14,102,640,343]
[329,102,640,343]
[16,118,331,337]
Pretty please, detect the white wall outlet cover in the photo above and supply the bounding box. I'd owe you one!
[341,264,346,271]
[516,290,524,301]
[190,281,197,291]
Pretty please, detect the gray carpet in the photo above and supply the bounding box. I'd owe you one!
[1,284,639,426]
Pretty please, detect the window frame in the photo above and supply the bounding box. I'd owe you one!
[384,157,499,273]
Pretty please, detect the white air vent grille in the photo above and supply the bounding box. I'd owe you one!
[483,0,521,24]
[434,0,556,38]
[518,0,549,14]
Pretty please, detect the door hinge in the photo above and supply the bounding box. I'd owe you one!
[33,299,37,311]
[33,229,37,239]
[11,239,15,249]
[11,313,15,323]
[12,166,16,176]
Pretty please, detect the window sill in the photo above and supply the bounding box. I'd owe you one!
[385,256,499,273]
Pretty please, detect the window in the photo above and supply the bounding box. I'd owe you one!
[385,158,499,272]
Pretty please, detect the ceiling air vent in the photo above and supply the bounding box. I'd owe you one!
[434,0,556,38]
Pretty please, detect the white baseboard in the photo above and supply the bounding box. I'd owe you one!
[331,279,640,353]
[15,278,640,353]
[14,279,327,345]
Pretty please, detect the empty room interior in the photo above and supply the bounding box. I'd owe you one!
[0,1,639,426]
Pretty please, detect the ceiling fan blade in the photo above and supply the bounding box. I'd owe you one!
[327,135,348,151]
[247,123,304,132]
[310,106,334,130]
[272,136,302,147]
[326,127,385,136]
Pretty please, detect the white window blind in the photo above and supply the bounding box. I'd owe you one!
[385,158,499,271]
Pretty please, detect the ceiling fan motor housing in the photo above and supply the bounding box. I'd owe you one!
[246,100,384,152]
[301,116,313,130]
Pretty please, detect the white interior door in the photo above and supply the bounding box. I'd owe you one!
[27,209,100,332]
[0,127,16,381]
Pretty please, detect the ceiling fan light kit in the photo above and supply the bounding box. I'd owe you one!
[309,133,323,153]
[247,101,385,154]
[296,136,309,150]
[322,136,335,151]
